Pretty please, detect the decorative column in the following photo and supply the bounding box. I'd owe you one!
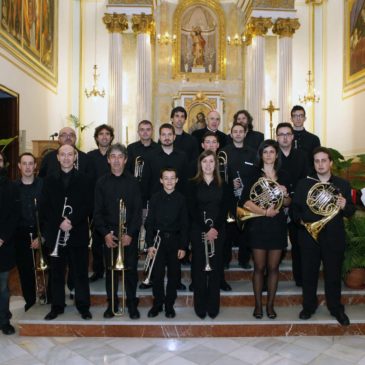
[103,13,128,142]
[272,18,300,124]
[244,17,273,133]
[132,13,154,122]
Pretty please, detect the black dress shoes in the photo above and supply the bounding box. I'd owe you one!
[1,323,15,335]
[80,310,92,320]
[103,307,115,318]
[196,312,206,319]
[220,281,232,292]
[332,312,350,326]
[44,308,64,320]
[139,282,153,289]
[177,282,186,291]
[253,307,263,319]
[299,309,314,320]
[208,312,218,319]
[266,307,277,319]
[148,305,163,318]
[89,272,103,282]
[165,306,176,318]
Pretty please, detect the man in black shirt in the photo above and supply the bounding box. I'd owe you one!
[87,124,114,283]
[228,110,264,151]
[39,127,88,177]
[290,105,321,164]
[94,143,142,319]
[14,153,44,312]
[126,120,159,179]
[192,110,227,153]
[145,168,188,318]
[41,145,92,321]
[276,123,309,286]
[293,147,355,326]
[170,106,199,161]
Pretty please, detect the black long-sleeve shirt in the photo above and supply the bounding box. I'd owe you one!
[126,140,159,177]
[141,146,188,204]
[293,129,320,164]
[14,177,43,228]
[86,149,110,184]
[94,171,142,238]
[187,179,229,232]
[174,132,199,161]
[145,190,189,250]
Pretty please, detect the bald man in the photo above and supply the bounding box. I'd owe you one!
[192,110,228,153]
[39,127,88,177]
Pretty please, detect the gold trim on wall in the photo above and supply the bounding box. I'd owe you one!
[132,13,154,35]
[244,17,273,45]
[173,0,226,80]
[343,0,365,95]
[272,18,300,38]
[103,13,129,33]
[0,0,59,87]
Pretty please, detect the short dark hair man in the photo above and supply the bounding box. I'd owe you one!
[293,147,355,326]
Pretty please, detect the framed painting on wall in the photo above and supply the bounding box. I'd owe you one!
[0,0,58,86]
[173,0,226,80]
[344,0,365,94]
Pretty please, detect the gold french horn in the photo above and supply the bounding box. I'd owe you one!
[304,182,340,241]
[236,177,284,229]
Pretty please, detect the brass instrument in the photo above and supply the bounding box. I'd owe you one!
[138,201,149,254]
[217,150,228,183]
[202,211,215,272]
[110,199,127,316]
[304,181,340,241]
[142,230,161,285]
[134,156,144,182]
[236,177,284,229]
[50,197,73,257]
[74,150,79,170]
[227,171,244,223]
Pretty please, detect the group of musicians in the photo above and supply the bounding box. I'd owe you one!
[0,105,356,335]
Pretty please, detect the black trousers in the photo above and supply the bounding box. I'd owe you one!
[49,245,90,312]
[288,222,302,285]
[299,229,345,314]
[151,234,179,307]
[104,238,138,309]
[14,229,36,306]
[191,227,223,318]
[91,229,105,275]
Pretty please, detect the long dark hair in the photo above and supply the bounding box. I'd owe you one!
[192,150,222,186]
[257,139,281,172]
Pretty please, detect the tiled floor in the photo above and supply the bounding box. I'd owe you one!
[2,298,365,364]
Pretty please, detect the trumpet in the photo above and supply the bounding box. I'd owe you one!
[138,201,149,254]
[202,211,215,272]
[236,177,284,229]
[142,230,161,285]
[134,156,144,181]
[50,197,73,257]
[234,171,243,199]
[218,151,228,183]
[110,198,127,316]
[304,181,340,241]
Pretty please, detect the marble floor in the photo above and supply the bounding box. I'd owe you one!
[2,298,365,365]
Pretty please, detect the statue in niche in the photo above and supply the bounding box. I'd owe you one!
[191,26,206,67]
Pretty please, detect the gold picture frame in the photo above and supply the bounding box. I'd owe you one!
[0,0,58,87]
[173,0,226,80]
[343,0,365,94]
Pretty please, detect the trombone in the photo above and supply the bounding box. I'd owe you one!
[50,197,73,257]
[217,151,228,183]
[134,156,144,182]
[142,230,161,285]
[138,201,149,255]
[110,198,127,316]
[202,211,215,272]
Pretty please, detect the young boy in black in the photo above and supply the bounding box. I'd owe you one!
[145,168,188,318]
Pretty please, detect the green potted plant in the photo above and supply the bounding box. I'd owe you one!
[342,213,365,289]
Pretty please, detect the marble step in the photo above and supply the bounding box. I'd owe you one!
[17,303,365,337]
[87,279,365,307]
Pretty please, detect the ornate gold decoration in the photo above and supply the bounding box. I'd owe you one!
[272,18,300,38]
[262,101,279,139]
[103,13,129,33]
[193,92,208,102]
[299,70,320,104]
[253,0,294,9]
[173,0,226,80]
[244,17,273,45]
[108,0,153,4]
[132,13,154,35]
[305,0,323,4]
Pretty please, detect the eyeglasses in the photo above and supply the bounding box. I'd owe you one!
[277,133,293,138]
[292,114,305,119]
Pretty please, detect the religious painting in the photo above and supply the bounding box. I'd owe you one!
[174,0,226,80]
[0,0,58,86]
[344,0,365,93]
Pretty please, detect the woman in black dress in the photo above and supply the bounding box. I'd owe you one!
[243,140,291,319]
[188,150,229,319]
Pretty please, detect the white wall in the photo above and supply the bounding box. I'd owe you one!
[0,1,75,152]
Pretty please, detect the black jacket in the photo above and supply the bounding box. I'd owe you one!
[40,169,92,249]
